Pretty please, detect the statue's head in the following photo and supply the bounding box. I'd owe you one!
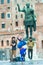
[26,3,30,8]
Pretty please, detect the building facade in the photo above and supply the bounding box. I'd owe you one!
[0,0,43,60]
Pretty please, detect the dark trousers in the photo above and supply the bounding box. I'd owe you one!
[28,49,33,59]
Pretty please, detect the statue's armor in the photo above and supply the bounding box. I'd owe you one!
[24,8,34,26]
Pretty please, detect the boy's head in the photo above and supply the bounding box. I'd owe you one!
[19,36,23,41]
[29,37,32,42]
[12,37,15,40]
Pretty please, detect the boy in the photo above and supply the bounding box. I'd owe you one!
[27,37,34,59]
[11,37,17,61]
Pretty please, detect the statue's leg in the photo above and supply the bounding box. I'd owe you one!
[30,26,32,37]
[25,26,28,38]
[34,22,36,31]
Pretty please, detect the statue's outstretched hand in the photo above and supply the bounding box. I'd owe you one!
[17,4,20,11]
[17,4,19,6]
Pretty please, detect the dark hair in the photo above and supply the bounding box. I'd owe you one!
[29,37,32,39]
[12,37,15,39]
[29,37,32,42]
[11,37,16,43]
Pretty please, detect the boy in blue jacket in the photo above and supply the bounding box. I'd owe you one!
[17,38,26,61]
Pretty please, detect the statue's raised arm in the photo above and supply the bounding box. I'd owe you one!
[17,4,25,12]
[17,4,20,11]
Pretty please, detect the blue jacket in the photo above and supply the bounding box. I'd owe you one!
[17,39,26,48]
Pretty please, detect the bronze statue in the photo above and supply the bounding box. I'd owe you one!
[17,3,36,40]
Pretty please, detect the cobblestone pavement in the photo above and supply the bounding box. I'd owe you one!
[0,60,43,65]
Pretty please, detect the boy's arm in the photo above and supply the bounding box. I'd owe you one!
[16,40,17,45]
[17,38,21,41]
